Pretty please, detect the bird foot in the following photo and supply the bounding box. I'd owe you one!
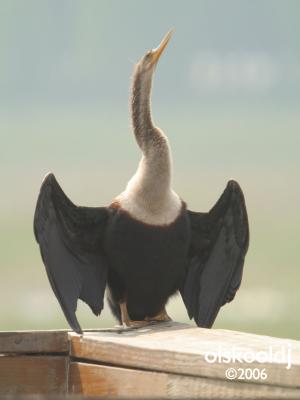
[122,319,152,328]
[145,309,172,322]
[120,302,171,328]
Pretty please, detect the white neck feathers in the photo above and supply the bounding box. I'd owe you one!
[113,56,182,225]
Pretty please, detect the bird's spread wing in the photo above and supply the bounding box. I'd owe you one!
[34,173,109,333]
[181,180,249,328]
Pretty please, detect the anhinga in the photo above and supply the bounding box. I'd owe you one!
[34,31,249,334]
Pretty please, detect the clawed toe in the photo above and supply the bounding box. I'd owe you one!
[120,302,171,327]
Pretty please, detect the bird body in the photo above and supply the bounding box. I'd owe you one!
[100,31,189,321]
[105,203,190,321]
[34,31,249,333]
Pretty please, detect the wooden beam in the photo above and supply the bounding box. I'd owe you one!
[0,356,67,395]
[68,362,300,399]
[0,325,299,398]
[0,330,69,354]
[69,322,300,388]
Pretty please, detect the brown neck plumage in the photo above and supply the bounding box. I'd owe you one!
[130,64,172,193]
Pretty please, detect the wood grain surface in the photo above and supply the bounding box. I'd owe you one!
[0,330,69,354]
[69,322,300,388]
[69,361,300,399]
[0,356,67,395]
[1,324,299,398]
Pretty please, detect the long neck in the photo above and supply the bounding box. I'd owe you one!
[130,66,172,195]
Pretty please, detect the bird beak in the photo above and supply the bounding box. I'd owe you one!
[150,29,174,66]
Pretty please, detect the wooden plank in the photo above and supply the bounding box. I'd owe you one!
[69,361,168,397]
[0,356,67,395]
[69,322,300,389]
[69,362,300,399]
[0,330,69,354]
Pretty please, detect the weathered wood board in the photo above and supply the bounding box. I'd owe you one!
[69,362,300,399]
[0,330,69,396]
[0,356,68,395]
[70,322,300,388]
[1,323,300,399]
[0,330,68,354]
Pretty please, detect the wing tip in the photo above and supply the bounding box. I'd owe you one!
[73,326,83,335]
[195,309,217,329]
[227,179,242,192]
[41,171,56,186]
[67,315,83,335]
[227,180,249,249]
[33,172,57,241]
[226,180,247,208]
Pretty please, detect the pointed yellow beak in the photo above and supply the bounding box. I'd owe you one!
[150,29,174,65]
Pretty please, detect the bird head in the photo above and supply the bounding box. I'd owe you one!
[137,29,174,74]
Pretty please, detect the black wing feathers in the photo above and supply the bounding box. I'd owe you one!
[182,180,249,328]
[34,173,109,333]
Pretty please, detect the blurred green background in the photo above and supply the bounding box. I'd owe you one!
[1,0,299,339]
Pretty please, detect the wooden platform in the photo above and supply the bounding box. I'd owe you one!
[1,322,300,398]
